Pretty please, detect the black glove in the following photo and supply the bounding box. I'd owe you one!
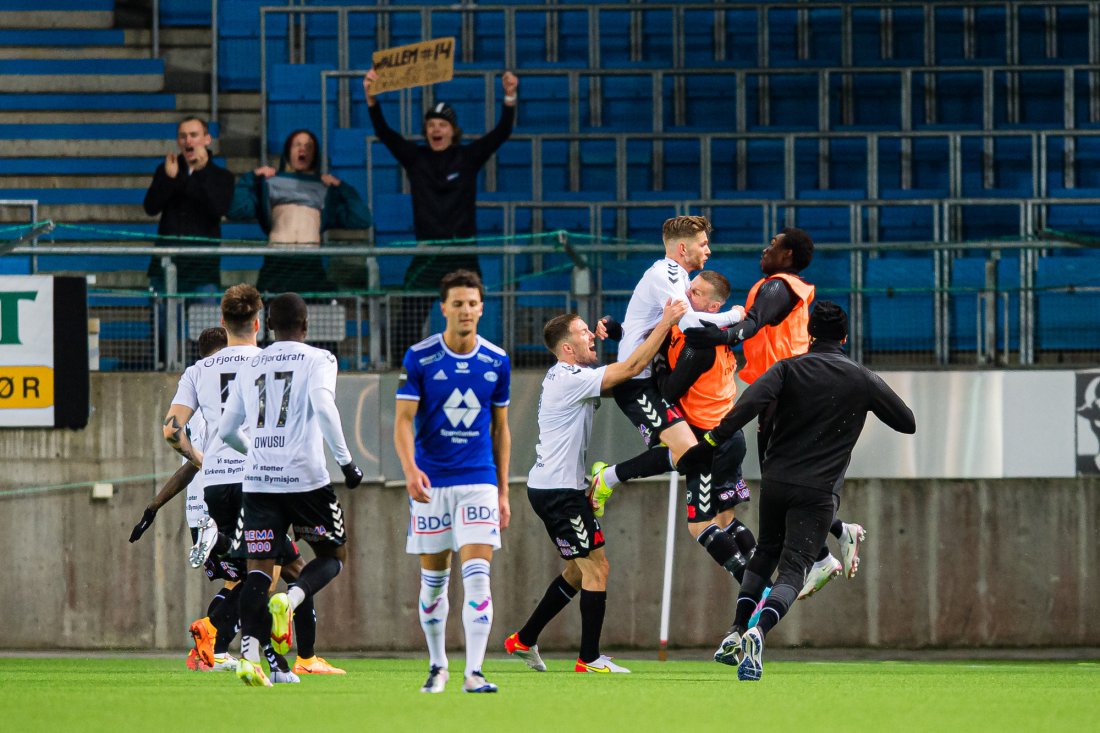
[340,461,363,489]
[682,321,728,349]
[675,433,718,474]
[599,315,623,341]
[129,508,157,543]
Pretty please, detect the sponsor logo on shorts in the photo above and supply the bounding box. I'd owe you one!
[413,513,453,534]
[243,528,274,554]
[293,524,329,538]
[462,505,499,526]
[686,505,697,519]
[718,479,750,503]
[555,537,576,557]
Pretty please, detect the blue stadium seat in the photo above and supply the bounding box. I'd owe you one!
[1035,252,1100,351]
[914,72,984,129]
[469,10,506,70]
[958,203,1025,241]
[218,0,277,92]
[160,0,211,26]
[0,29,124,46]
[373,193,414,244]
[863,253,935,351]
[495,141,534,200]
[948,254,1021,353]
[581,75,654,132]
[660,139,703,199]
[663,74,738,132]
[705,203,768,245]
[597,7,673,69]
[832,73,903,129]
[268,64,336,157]
[577,139,617,195]
[1045,190,1100,237]
[517,75,571,133]
[958,136,1035,197]
[994,71,1064,129]
[877,137,952,192]
[934,5,1006,65]
[746,73,819,131]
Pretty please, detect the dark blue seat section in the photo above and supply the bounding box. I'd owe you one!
[934,5,1007,65]
[913,72,984,129]
[863,252,935,351]
[1019,5,1090,64]
[872,194,943,244]
[948,254,1021,353]
[704,201,768,245]
[793,191,860,244]
[268,63,335,156]
[329,127,370,197]
[495,141,533,200]
[710,139,786,195]
[767,7,842,68]
[959,136,1036,197]
[597,7,673,69]
[682,7,757,68]
[830,73,903,130]
[0,59,163,76]
[1045,190,1100,237]
[2,157,214,175]
[1045,137,1100,191]
[877,136,952,192]
[2,188,145,205]
[808,249,852,316]
[1035,252,1100,351]
[851,7,923,67]
[959,202,1026,241]
[2,0,111,9]
[580,75,655,132]
[0,122,218,139]
[0,29,124,46]
[517,75,571,133]
[663,74,738,132]
[219,0,284,92]
[0,94,176,111]
[993,71,1064,129]
[705,252,762,303]
[161,0,211,26]
[1073,71,1100,130]
[745,73,819,131]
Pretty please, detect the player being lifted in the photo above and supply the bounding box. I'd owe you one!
[597,216,744,498]
[394,270,511,694]
[505,298,686,674]
[218,292,363,687]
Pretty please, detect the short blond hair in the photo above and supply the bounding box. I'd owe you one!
[662,215,712,244]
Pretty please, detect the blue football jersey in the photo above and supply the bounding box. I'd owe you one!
[396,334,511,486]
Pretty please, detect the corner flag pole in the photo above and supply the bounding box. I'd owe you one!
[658,471,678,661]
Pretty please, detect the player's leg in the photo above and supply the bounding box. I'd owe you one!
[589,446,671,514]
[235,492,286,687]
[572,547,627,673]
[611,379,695,464]
[506,488,584,671]
[277,548,344,676]
[453,483,503,693]
[408,485,458,692]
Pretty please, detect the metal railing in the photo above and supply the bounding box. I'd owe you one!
[2,233,1099,371]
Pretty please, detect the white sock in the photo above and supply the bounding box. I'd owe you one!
[287,585,306,610]
[419,568,450,669]
[603,465,621,488]
[240,635,262,664]
[460,558,493,678]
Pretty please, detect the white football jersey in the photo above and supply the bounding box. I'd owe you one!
[182,409,208,527]
[618,257,691,378]
[527,362,607,491]
[171,344,262,485]
[223,340,340,494]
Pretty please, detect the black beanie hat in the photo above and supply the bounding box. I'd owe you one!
[425,102,458,128]
[808,300,848,341]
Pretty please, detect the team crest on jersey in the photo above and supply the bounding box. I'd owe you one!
[484,371,498,382]
[443,388,481,428]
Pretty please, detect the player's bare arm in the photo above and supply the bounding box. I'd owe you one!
[128,461,200,543]
[394,398,431,503]
[491,405,511,530]
[162,403,202,468]
[601,299,687,392]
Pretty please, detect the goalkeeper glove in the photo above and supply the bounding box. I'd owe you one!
[129,508,157,543]
[599,316,623,342]
[340,461,363,489]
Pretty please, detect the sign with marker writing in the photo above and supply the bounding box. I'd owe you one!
[370,37,455,93]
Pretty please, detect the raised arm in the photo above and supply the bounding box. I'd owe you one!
[600,298,688,391]
[162,403,202,468]
[364,70,420,167]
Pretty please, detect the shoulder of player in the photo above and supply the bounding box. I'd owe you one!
[475,335,508,360]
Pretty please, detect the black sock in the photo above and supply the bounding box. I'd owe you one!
[698,525,747,583]
[239,571,272,644]
[578,590,607,664]
[725,519,757,558]
[210,585,242,654]
[756,583,798,636]
[518,575,578,647]
[295,555,343,597]
[830,518,844,539]
[212,533,232,557]
[615,446,671,482]
[815,544,830,562]
[732,595,758,631]
[264,643,290,673]
[206,587,230,619]
[294,587,317,659]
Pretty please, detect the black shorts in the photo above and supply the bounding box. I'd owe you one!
[236,485,347,560]
[203,483,247,579]
[685,426,750,523]
[612,377,686,447]
[527,487,605,560]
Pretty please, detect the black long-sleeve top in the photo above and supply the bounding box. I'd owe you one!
[709,340,916,494]
[143,156,235,291]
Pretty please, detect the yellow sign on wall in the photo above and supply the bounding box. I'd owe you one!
[0,366,54,409]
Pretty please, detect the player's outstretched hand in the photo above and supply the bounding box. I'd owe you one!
[340,461,363,489]
[683,321,727,348]
[675,439,716,474]
[129,508,157,543]
[597,316,622,342]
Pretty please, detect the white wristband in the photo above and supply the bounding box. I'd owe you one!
[503,94,517,103]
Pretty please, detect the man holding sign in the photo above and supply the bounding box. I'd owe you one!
[364,56,518,361]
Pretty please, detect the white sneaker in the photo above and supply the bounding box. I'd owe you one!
[575,655,631,673]
[839,523,866,578]
[713,628,742,666]
[269,668,300,684]
[189,516,218,569]
[211,653,239,672]
[420,665,448,693]
[798,554,843,600]
[462,671,498,693]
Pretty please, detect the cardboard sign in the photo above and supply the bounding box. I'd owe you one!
[371,37,455,94]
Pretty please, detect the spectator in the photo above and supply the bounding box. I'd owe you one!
[364,69,518,361]
[228,129,372,294]
[143,116,234,294]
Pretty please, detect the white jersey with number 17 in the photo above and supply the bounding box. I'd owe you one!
[223,341,342,494]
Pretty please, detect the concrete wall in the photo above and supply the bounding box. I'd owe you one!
[1,374,1097,651]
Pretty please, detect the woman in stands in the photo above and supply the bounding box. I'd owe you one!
[229,129,372,294]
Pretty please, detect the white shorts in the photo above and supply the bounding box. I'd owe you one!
[405,483,502,555]
[185,467,208,529]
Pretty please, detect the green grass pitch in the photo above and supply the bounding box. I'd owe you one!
[2,656,1096,732]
